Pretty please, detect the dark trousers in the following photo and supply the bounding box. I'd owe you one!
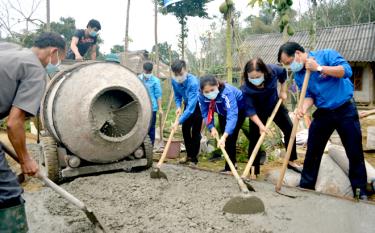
[218,111,246,171]
[248,104,297,174]
[0,145,23,206]
[182,104,202,163]
[148,111,157,145]
[300,101,367,194]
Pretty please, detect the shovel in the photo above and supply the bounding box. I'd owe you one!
[215,136,265,215]
[1,142,109,233]
[275,70,311,196]
[150,113,180,180]
[241,99,283,191]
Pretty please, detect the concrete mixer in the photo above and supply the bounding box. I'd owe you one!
[37,61,153,182]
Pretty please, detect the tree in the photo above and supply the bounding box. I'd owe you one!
[0,0,44,39]
[158,0,211,60]
[249,0,295,40]
[219,0,235,84]
[151,42,179,65]
[154,0,159,76]
[6,0,44,33]
[111,44,125,53]
[124,0,131,53]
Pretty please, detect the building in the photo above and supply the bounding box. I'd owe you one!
[235,22,375,106]
[119,50,171,79]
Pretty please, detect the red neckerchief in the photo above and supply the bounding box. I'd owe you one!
[207,100,216,124]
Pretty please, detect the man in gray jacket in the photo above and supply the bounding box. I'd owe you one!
[0,32,65,232]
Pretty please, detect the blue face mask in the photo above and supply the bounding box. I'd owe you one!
[45,50,60,75]
[90,31,97,37]
[46,63,59,75]
[290,59,304,72]
[203,89,219,100]
[248,76,264,86]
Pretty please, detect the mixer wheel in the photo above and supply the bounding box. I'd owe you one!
[143,136,153,168]
[41,136,60,183]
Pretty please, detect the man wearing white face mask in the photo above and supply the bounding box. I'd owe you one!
[171,60,202,165]
[66,19,101,61]
[0,32,65,232]
[241,58,302,178]
[278,42,367,199]
[138,62,162,145]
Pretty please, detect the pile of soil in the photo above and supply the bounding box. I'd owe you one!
[25,164,375,233]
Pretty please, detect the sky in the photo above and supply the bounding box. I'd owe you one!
[4,0,310,54]
[49,0,257,53]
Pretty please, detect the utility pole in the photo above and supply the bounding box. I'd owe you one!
[154,0,159,77]
[124,0,131,57]
[46,0,51,31]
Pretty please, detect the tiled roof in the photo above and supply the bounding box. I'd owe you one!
[235,22,375,65]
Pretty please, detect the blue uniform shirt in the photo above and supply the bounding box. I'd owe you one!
[171,73,200,124]
[294,49,353,109]
[241,64,287,117]
[139,74,162,112]
[199,84,245,135]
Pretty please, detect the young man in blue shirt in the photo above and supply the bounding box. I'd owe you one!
[278,42,367,199]
[171,60,202,165]
[139,62,163,145]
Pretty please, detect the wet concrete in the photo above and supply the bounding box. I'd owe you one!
[24,164,375,233]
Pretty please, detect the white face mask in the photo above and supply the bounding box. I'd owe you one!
[173,73,187,83]
[143,73,152,80]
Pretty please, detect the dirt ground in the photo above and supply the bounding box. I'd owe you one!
[2,131,375,232]
[24,164,375,233]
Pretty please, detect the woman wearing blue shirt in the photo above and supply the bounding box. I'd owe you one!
[199,75,246,173]
[171,60,202,165]
[241,58,302,178]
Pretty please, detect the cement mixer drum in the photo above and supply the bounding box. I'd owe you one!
[41,62,152,164]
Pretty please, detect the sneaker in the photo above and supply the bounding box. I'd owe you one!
[219,169,232,175]
[188,161,198,167]
[208,153,222,162]
[179,156,189,164]
[360,195,368,201]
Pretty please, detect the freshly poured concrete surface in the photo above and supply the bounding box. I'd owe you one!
[24,164,375,233]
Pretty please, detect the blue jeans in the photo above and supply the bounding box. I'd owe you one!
[148,111,157,145]
[300,100,367,195]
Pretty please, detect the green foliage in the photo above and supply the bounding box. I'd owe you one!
[158,0,211,58]
[249,0,294,34]
[110,44,125,54]
[151,42,179,65]
[295,0,375,29]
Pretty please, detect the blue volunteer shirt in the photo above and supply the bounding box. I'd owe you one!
[294,49,353,110]
[241,64,287,117]
[199,84,245,135]
[139,74,162,112]
[171,73,200,124]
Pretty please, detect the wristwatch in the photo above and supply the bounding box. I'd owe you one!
[317,65,323,72]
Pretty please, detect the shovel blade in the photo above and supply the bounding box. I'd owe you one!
[223,196,265,215]
[242,179,256,192]
[84,208,109,233]
[150,168,168,180]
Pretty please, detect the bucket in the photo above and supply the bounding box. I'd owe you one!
[164,139,182,159]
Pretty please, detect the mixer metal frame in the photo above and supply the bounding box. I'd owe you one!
[36,132,153,182]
